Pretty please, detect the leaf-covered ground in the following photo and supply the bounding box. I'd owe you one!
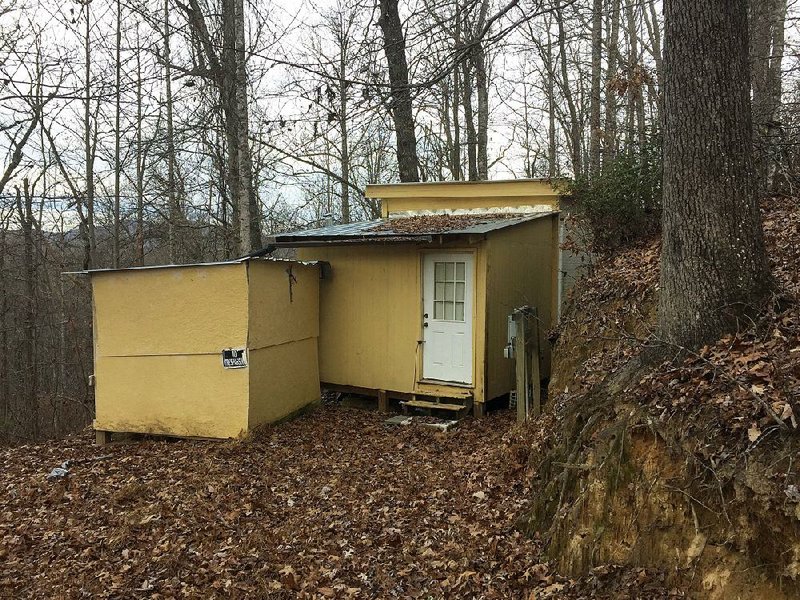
[1,407,681,598]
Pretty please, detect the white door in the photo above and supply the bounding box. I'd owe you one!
[422,253,474,384]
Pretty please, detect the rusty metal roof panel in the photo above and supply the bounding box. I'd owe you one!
[271,211,557,245]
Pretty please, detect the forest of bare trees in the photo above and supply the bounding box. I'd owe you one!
[0,0,795,441]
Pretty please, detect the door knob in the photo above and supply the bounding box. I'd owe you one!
[423,322,429,327]
[423,313,429,318]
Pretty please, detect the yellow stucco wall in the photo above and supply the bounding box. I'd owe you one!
[247,260,319,349]
[92,264,251,438]
[247,260,320,428]
[93,259,321,439]
[297,243,487,402]
[248,338,319,428]
[484,216,558,400]
[95,354,250,438]
[93,264,249,357]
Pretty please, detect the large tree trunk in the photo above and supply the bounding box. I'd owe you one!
[377,0,420,182]
[658,0,772,350]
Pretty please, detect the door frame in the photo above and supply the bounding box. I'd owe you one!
[418,248,477,386]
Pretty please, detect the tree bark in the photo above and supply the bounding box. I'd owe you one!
[84,2,96,269]
[659,0,772,349]
[604,0,621,165]
[377,0,420,182]
[462,58,478,180]
[135,24,145,267]
[556,6,582,177]
[234,0,260,252]
[589,0,602,176]
[750,0,787,195]
[113,0,122,269]
[165,0,180,263]
[0,225,7,426]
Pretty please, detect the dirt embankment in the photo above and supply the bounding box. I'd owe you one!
[525,198,800,598]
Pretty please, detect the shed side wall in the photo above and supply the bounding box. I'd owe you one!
[93,264,249,356]
[485,216,557,401]
[247,261,319,349]
[246,261,321,428]
[296,245,420,393]
[92,264,250,438]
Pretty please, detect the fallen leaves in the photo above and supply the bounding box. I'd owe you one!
[0,409,550,598]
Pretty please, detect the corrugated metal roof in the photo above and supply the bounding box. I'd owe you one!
[63,256,319,276]
[271,211,557,245]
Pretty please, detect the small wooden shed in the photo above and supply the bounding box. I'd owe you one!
[88,257,320,441]
[271,179,562,416]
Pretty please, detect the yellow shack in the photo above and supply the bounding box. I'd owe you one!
[88,257,320,442]
[271,179,561,417]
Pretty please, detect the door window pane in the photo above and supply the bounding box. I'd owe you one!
[435,262,445,281]
[455,282,465,302]
[431,259,467,322]
[444,302,454,320]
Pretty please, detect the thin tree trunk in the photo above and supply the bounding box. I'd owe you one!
[16,181,38,438]
[84,2,96,269]
[556,7,582,177]
[545,26,557,178]
[604,0,621,165]
[164,0,179,263]
[135,24,145,267]
[451,69,462,180]
[377,0,420,182]
[589,0,602,176]
[751,0,787,195]
[339,37,350,223]
[234,0,259,252]
[659,0,772,349]
[113,0,122,268]
[0,225,7,426]
[462,59,478,180]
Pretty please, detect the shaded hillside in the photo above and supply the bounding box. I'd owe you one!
[526,198,800,598]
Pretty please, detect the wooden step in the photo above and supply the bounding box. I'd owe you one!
[400,400,466,412]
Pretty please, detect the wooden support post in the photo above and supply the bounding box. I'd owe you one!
[513,309,529,423]
[378,389,388,413]
[95,430,112,445]
[529,307,542,418]
[473,402,486,418]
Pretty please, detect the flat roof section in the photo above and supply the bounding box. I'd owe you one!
[269,211,558,247]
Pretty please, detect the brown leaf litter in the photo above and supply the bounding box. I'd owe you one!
[0,407,680,598]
